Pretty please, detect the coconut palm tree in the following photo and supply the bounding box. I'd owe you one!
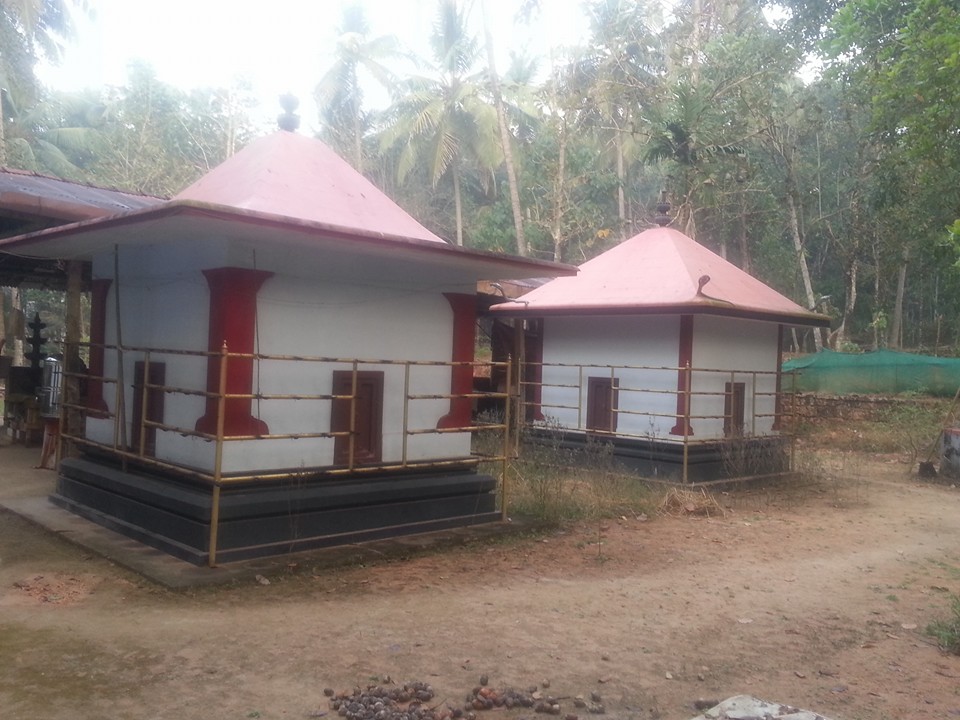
[315,3,404,172]
[480,0,527,255]
[0,0,82,165]
[2,87,106,178]
[380,0,501,246]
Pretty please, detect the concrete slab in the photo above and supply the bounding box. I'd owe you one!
[0,438,531,589]
[1,493,525,589]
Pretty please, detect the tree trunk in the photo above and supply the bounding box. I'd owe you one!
[871,236,882,350]
[889,247,908,349]
[833,257,858,349]
[616,130,626,226]
[482,0,527,256]
[552,119,568,262]
[352,67,364,173]
[453,169,464,246]
[690,0,703,84]
[737,211,752,273]
[785,189,822,350]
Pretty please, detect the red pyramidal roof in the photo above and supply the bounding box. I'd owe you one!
[0,131,577,283]
[492,226,828,327]
[174,131,445,244]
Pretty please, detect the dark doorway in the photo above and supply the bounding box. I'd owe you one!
[724,381,746,437]
[332,370,384,465]
[586,376,619,434]
[132,361,165,457]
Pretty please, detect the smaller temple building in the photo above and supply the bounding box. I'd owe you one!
[490,211,830,482]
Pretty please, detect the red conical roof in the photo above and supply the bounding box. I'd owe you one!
[492,226,828,326]
[175,131,445,244]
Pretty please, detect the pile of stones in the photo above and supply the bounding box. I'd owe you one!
[324,678,607,720]
[326,681,439,720]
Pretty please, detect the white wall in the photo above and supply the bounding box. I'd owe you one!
[536,314,782,441]
[690,316,780,437]
[87,244,211,456]
[539,316,681,438]
[87,243,473,474]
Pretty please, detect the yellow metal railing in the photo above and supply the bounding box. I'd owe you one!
[58,342,514,566]
[517,360,796,485]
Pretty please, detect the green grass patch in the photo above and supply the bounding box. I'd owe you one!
[927,594,960,655]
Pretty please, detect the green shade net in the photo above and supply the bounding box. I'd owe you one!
[782,349,960,397]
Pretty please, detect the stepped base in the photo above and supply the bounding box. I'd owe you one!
[54,456,500,565]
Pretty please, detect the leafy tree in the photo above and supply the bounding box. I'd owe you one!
[570,0,665,235]
[0,0,83,164]
[480,0,528,255]
[2,88,106,178]
[820,0,960,348]
[315,3,403,172]
[380,0,501,246]
[90,63,255,196]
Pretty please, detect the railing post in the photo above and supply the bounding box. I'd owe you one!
[682,363,691,483]
[577,365,584,429]
[208,342,229,568]
[113,344,126,454]
[789,370,797,473]
[502,355,513,521]
[348,361,359,472]
[138,351,151,458]
[402,362,411,466]
[610,365,617,428]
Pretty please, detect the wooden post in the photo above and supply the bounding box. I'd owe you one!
[402,362,411,466]
[208,342,229,568]
[138,352,151,458]
[501,356,512,521]
[63,260,84,459]
[682,363,691,484]
[348,361,358,472]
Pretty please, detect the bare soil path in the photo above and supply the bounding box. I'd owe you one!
[1,445,959,720]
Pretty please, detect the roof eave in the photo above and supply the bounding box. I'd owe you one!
[0,200,577,278]
[489,301,831,328]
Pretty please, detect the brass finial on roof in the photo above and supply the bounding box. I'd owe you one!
[654,190,672,227]
[278,93,301,132]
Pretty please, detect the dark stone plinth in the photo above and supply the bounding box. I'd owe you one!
[53,456,500,565]
[526,431,791,483]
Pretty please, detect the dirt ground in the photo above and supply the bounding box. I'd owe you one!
[1,443,960,720]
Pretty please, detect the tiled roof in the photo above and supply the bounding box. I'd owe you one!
[0,168,161,221]
[175,131,446,244]
[492,226,828,327]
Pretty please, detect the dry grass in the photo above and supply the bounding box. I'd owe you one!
[657,487,726,518]
[494,394,944,525]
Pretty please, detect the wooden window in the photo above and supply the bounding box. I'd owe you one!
[724,382,746,437]
[586,376,619,433]
[331,370,384,465]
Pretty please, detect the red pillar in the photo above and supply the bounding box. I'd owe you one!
[86,279,111,415]
[670,314,694,436]
[195,267,273,437]
[437,293,476,430]
[773,324,784,431]
[525,320,545,422]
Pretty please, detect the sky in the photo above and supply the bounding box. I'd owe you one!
[38,0,592,133]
